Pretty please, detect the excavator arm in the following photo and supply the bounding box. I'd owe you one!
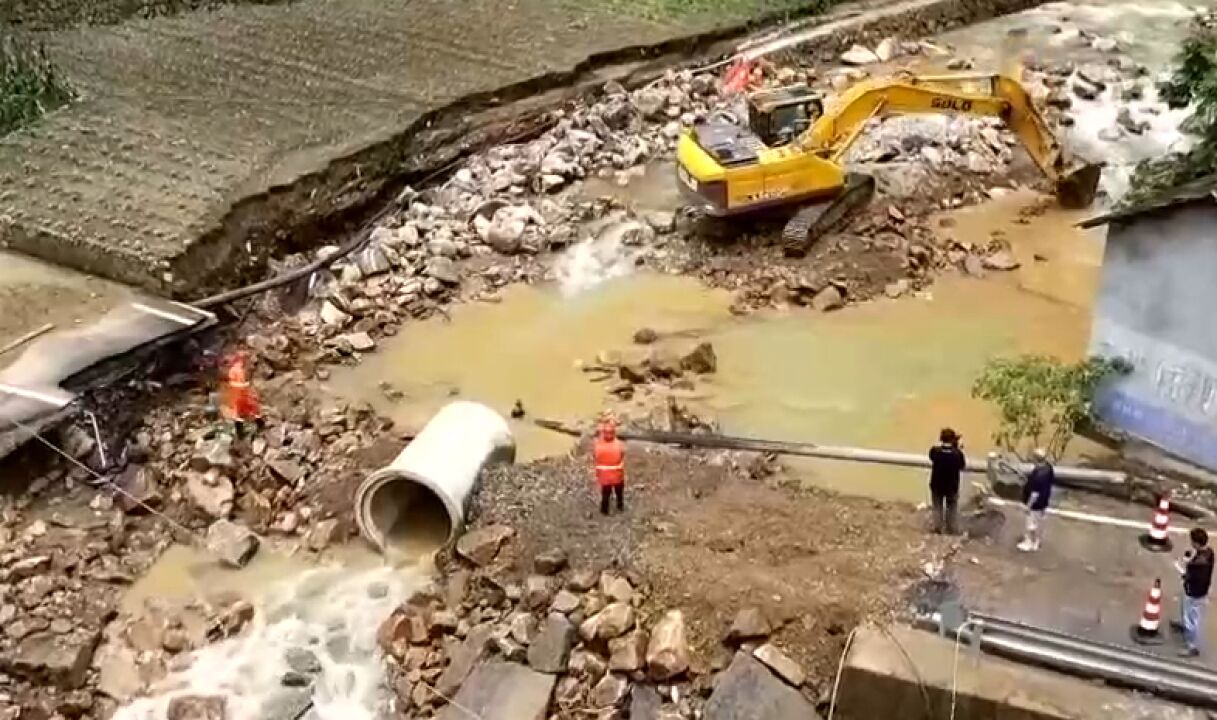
[799,72,1101,208]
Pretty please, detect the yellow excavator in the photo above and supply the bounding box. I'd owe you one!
[675,71,1102,256]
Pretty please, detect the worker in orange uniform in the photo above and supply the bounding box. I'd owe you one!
[220,350,261,437]
[594,416,626,515]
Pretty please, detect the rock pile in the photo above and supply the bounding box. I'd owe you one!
[125,383,392,545]
[378,529,822,719]
[267,34,1083,354]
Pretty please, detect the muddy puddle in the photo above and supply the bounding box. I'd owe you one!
[328,190,1105,502]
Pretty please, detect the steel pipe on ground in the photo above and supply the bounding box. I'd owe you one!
[354,401,515,554]
[975,630,1217,708]
[923,611,1217,708]
[534,421,1129,486]
[971,614,1217,687]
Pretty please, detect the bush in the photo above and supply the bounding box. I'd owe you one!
[971,355,1130,460]
[1123,15,1217,206]
[0,28,75,137]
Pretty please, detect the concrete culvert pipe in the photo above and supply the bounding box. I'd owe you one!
[354,401,515,555]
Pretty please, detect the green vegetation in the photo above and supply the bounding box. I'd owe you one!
[1,28,75,138]
[1123,15,1217,207]
[2,0,296,30]
[971,355,1130,460]
[585,0,837,22]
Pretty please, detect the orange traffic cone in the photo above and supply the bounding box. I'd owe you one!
[1138,494,1174,552]
[1130,578,1165,645]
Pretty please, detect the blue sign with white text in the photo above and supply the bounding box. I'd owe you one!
[1095,387,1217,471]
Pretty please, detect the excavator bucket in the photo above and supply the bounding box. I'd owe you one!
[1054,162,1102,209]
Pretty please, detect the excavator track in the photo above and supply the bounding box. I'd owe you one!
[782,173,877,258]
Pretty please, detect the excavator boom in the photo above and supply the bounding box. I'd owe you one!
[675,70,1101,256]
[801,72,1101,208]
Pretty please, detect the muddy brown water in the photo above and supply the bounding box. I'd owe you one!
[327,190,1104,503]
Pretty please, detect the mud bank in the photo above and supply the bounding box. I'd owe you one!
[0,0,1051,298]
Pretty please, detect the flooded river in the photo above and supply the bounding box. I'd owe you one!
[114,544,431,720]
[329,191,1102,501]
[328,0,1212,501]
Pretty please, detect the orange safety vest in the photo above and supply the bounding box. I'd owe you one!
[221,356,260,420]
[594,436,625,488]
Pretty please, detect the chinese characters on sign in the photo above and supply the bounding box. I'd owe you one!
[1093,326,1217,427]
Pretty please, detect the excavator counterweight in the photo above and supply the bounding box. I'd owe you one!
[676,71,1102,251]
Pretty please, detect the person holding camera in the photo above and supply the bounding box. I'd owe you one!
[1174,528,1214,657]
[928,428,966,535]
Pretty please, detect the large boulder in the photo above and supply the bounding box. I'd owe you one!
[167,695,227,720]
[841,44,880,65]
[589,673,631,708]
[435,660,557,720]
[456,525,515,566]
[645,610,690,681]
[0,629,102,690]
[523,576,553,611]
[534,548,568,575]
[680,342,717,374]
[752,644,806,687]
[725,607,771,645]
[114,465,162,514]
[608,629,648,672]
[527,613,575,674]
[580,602,635,642]
[630,684,663,720]
[599,573,634,604]
[551,590,580,615]
[184,471,234,519]
[435,624,495,698]
[206,520,260,569]
[703,653,822,720]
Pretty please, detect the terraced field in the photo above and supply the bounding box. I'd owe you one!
[0,0,699,293]
[2,0,297,30]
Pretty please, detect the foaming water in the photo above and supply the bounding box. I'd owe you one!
[554,225,641,297]
[114,554,431,720]
[933,0,1215,201]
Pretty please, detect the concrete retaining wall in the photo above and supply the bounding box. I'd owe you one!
[1090,202,1217,472]
[835,625,1196,719]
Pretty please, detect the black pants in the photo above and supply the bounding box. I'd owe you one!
[931,490,959,534]
[600,484,624,514]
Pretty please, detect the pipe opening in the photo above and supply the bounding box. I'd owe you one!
[364,474,454,560]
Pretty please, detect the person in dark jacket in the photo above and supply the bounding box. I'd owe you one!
[928,428,965,534]
[1174,528,1214,657]
[1018,448,1054,552]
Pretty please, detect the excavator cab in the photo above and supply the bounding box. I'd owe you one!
[747,85,823,148]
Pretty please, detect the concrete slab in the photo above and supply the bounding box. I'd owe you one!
[703,652,821,720]
[434,659,556,720]
[836,624,1205,720]
[0,298,215,458]
[0,250,131,362]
